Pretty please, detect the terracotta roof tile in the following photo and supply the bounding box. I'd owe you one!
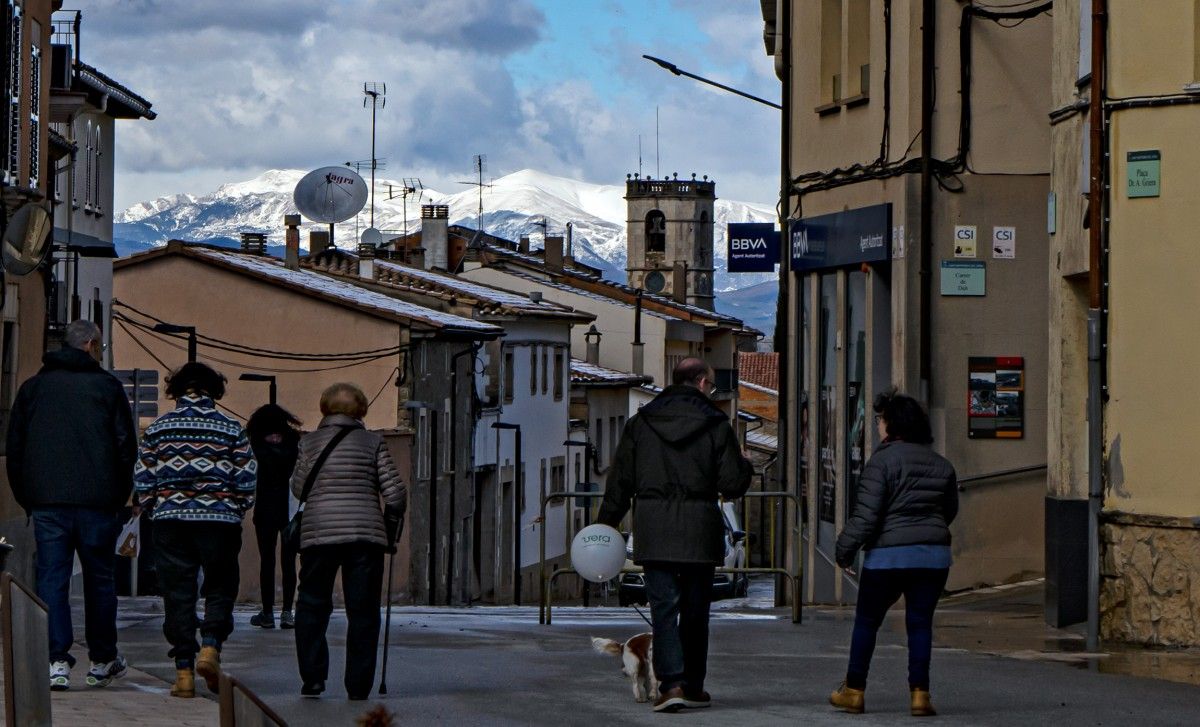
[738,352,779,391]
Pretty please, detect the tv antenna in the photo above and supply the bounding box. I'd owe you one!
[456,154,491,234]
[386,178,424,243]
[345,159,388,174]
[363,82,386,229]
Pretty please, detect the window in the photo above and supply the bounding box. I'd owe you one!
[28,26,40,189]
[541,346,549,395]
[553,348,564,401]
[1079,0,1092,83]
[529,345,537,396]
[503,348,514,404]
[595,417,604,463]
[417,412,428,478]
[609,417,619,457]
[846,0,870,99]
[820,0,842,104]
[549,457,566,506]
[645,210,666,253]
[540,458,547,498]
[91,287,102,326]
[83,119,92,208]
[5,2,22,184]
[819,0,871,110]
[92,124,101,213]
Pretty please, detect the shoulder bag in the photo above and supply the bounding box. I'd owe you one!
[283,427,353,551]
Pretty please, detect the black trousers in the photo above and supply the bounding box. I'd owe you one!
[295,543,384,697]
[153,520,242,665]
[254,520,296,613]
[643,562,715,694]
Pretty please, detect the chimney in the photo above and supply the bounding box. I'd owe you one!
[357,242,376,279]
[240,232,267,255]
[421,204,449,270]
[283,214,301,270]
[671,261,688,304]
[585,324,601,365]
[309,229,330,257]
[409,246,426,269]
[519,236,530,254]
[564,222,574,268]
[544,235,564,271]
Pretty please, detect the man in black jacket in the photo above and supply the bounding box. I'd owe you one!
[599,358,752,713]
[6,320,137,691]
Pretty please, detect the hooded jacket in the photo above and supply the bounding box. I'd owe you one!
[598,385,753,565]
[5,346,137,514]
[835,440,958,567]
[250,428,300,531]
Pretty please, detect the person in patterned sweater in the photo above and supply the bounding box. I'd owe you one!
[134,362,256,699]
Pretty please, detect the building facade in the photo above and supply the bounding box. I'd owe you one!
[1049,0,1200,646]
[625,175,716,311]
[763,0,1053,601]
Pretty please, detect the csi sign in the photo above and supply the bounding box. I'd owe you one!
[727,222,779,273]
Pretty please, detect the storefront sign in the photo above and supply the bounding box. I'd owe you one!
[1126,150,1160,198]
[968,357,1025,439]
[791,203,892,272]
[726,222,779,272]
[940,260,986,296]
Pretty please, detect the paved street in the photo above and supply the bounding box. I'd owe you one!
[92,582,1199,726]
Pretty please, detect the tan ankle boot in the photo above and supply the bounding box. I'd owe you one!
[911,688,937,716]
[170,668,195,698]
[830,682,865,713]
[195,646,221,693]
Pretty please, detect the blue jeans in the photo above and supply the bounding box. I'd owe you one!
[32,507,122,665]
[643,563,715,694]
[846,567,949,690]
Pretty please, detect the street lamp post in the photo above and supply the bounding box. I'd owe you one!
[564,438,597,607]
[238,373,277,405]
[152,322,197,363]
[492,422,523,606]
[642,55,782,110]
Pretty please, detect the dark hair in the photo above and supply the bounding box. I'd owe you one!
[246,404,302,440]
[874,390,933,444]
[672,357,714,387]
[165,362,227,400]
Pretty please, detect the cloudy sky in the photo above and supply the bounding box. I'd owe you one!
[78,0,780,211]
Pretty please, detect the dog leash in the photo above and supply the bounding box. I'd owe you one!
[632,604,654,629]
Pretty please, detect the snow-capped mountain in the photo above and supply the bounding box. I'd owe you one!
[115,168,780,333]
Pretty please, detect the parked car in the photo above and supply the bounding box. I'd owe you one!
[617,501,748,606]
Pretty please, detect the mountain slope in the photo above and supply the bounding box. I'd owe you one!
[116,168,779,294]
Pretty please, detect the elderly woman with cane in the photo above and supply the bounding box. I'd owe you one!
[829,391,957,717]
[289,383,406,700]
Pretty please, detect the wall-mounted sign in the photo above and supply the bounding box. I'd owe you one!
[1126,150,1160,198]
[954,225,977,258]
[791,203,891,272]
[992,226,1015,259]
[892,225,905,259]
[968,356,1025,439]
[940,260,986,296]
[726,222,779,273]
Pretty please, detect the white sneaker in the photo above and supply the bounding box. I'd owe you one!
[49,660,70,691]
[85,655,127,687]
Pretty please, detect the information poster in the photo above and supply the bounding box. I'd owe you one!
[818,386,837,524]
[968,357,1025,439]
[846,382,865,517]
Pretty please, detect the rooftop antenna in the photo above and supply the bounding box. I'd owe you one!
[656,106,660,179]
[638,134,643,177]
[456,154,492,234]
[531,216,548,247]
[386,178,424,244]
[363,82,386,229]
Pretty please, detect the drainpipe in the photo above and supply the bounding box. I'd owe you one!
[1086,0,1108,654]
[775,0,793,613]
[632,289,645,376]
[918,0,935,403]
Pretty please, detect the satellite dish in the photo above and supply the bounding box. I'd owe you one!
[293,166,368,223]
[3,203,52,275]
[361,227,383,246]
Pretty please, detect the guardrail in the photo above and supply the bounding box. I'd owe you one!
[218,672,289,726]
[1,573,50,727]
[538,490,803,625]
[957,464,1048,491]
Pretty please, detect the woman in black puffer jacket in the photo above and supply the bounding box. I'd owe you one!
[830,392,957,717]
[247,405,302,630]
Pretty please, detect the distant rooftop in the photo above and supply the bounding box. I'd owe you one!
[739,352,779,391]
[570,359,653,388]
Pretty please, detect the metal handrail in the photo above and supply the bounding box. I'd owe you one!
[538,489,803,625]
[957,464,1047,490]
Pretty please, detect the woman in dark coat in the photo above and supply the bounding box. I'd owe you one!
[247,404,302,630]
[830,392,958,717]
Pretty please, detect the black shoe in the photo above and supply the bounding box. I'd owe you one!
[301,681,325,698]
[250,611,275,629]
[279,610,295,629]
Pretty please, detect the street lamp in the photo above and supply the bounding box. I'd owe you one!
[238,373,277,405]
[492,421,523,606]
[152,322,197,363]
[642,54,782,110]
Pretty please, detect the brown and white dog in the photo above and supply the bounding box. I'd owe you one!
[591,633,658,703]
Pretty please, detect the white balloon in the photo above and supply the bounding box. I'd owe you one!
[570,524,626,583]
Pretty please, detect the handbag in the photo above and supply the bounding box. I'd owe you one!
[283,427,353,551]
[115,514,140,558]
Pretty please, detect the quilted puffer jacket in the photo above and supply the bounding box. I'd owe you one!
[290,414,406,550]
[835,440,958,567]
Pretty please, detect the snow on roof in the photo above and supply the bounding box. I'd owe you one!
[746,430,778,451]
[741,381,779,397]
[499,269,676,322]
[374,260,586,317]
[192,248,500,333]
[570,359,652,386]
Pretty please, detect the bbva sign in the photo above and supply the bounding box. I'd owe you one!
[727,222,779,273]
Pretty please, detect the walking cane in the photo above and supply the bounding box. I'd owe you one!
[379,522,402,696]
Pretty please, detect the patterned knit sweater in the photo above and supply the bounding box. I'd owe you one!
[134,395,257,524]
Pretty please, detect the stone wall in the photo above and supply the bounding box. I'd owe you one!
[1100,514,1200,646]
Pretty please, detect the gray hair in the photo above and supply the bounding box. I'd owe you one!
[65,320,102,350]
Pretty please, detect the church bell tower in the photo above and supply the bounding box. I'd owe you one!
[624,173,716,311]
